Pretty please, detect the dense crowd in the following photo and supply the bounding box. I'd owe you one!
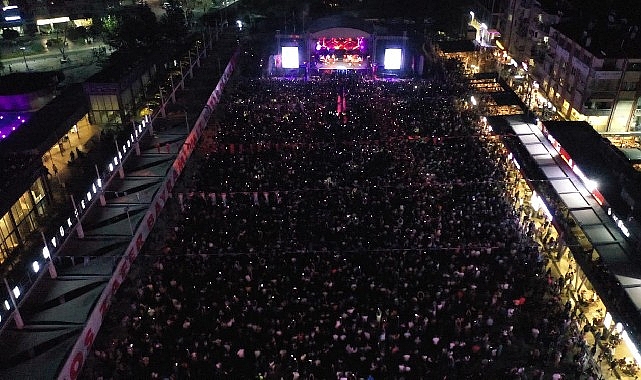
[82,68,599,379]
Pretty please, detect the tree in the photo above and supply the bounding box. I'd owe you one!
[2,29,19,41]
[101,4,160,51]
[159,7,188,38]
[67,26,88,41]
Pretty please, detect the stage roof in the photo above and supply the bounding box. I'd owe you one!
[310,27,370,39]
[307,15,373,36]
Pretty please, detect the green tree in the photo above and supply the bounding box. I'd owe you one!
[2,29,19,41]
[102,4,160,51]
[159,7,188,39]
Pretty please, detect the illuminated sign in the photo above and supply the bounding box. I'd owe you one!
[608,208,631,238]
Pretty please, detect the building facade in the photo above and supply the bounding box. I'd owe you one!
[538,23,641,132]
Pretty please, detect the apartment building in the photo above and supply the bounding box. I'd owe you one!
[538,17,641,132]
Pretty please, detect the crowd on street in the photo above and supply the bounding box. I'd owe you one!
[81,66,602,379]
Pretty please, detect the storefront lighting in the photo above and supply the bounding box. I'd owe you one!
[531,192,539,210]
[622,330,641,366]
[12,286,20,299]
[512,156,521,170]
[584,179,598,192]
[32,261,40,273]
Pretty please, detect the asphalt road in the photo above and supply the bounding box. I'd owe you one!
[1,39,110,85]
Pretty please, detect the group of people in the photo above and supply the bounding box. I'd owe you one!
[82,64,600,379]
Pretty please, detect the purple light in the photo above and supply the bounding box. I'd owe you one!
[0,112,32,141]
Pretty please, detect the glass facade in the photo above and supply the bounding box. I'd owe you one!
[89,94,121,125]
[0,177,49,262]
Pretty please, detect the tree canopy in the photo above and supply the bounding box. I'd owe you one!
[101,4,161,51]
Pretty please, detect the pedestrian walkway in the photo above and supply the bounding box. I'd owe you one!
[42,116,101,203]
[505,143,640,380]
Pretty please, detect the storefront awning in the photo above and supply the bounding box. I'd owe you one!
[570,208,603,226]
[582,224,617,245]
[550,178,578,194]
[559,192,590,209]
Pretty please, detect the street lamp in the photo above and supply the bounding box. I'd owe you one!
[19,47,29,71]
[124,206,133,236]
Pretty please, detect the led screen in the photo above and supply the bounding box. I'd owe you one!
[384,48,402,70]
[281,46,299,69]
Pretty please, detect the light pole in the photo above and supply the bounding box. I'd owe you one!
[19,47,29,71]
[124,206,133,236]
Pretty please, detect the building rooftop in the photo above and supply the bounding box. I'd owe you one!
[0,84,87,213]
[0,84,87,154]
[0,72,63,95]
[436,39,476,53]
[542,121,641,220]
[553,8,641,59]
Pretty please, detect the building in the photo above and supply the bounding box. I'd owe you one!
[83,54,158,128]
[538,15,641,132]
[0,82,88,264]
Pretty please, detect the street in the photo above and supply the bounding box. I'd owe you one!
[1,38,110,84]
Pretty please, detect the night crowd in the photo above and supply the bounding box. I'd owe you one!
[81,66,600,379]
